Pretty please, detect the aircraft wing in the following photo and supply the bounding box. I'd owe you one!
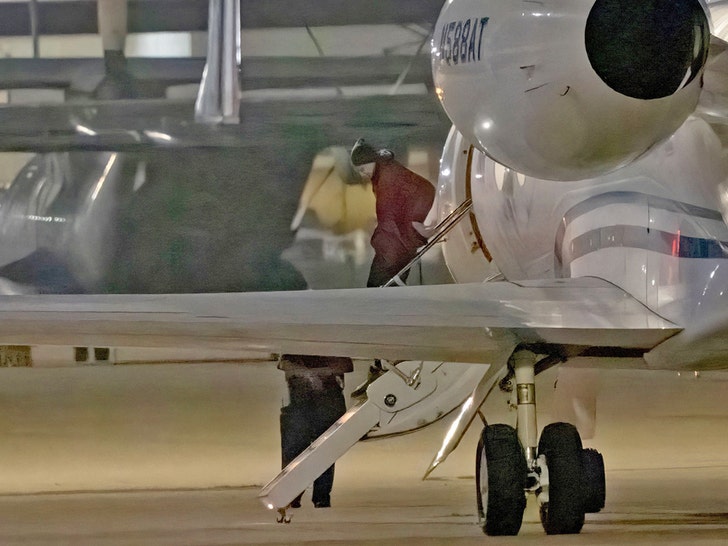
[0,55,431,95]
[645,312,728,371]
[0,93,448,152]
[0,278,679,364]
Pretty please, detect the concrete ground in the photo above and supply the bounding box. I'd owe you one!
[0,361,726,544]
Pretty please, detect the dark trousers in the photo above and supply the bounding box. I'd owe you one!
[280,381,347,504]
[367,250,411,287]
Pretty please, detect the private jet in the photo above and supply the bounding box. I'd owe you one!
[0,0,727,538]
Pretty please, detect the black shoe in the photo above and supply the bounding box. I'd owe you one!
[350,138,394,166]
[313,500,331,508]
[290,493,303,508]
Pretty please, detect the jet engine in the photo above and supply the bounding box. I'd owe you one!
[432,0,711,181]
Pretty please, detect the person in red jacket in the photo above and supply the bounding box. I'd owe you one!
[349,139,436,398]
[351,139,436,287]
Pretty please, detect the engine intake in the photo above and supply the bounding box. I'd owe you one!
[432,0,711,181]
[585,0,709,100]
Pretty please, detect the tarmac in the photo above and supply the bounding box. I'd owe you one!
[0,361,725,544]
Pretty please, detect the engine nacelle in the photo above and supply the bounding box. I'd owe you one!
[432,0,711,181]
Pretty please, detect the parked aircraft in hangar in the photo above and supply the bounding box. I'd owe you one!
[0,0,448,296]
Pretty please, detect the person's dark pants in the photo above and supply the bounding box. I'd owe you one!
[367,251,412,287]
[280,379,347,505]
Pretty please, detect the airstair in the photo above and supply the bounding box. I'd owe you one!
[258,359,489,520]
[259,198,494,520]
[382,198,472,286]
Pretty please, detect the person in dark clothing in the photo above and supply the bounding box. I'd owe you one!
[350,139,436,287]
[348,139,437,397]
[278,354,353,508]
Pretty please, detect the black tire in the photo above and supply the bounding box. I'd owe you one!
[475,424,528,536]
[582,448,606,513]
[538,422,586,535]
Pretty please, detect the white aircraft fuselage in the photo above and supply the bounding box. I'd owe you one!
[441,116,728,331]
[433,0,728,335]
[402,1,728,535]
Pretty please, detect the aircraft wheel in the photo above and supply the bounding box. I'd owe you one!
[475,424,527,536]
[538,422,586,534]
[582,448,606,513]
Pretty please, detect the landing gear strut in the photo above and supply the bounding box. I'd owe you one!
[475,349,605,536]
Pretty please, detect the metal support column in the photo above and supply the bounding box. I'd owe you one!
[195,0,241,124]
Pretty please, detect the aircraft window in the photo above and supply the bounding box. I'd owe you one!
[585,0,709,100]
[94,348,110,361]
